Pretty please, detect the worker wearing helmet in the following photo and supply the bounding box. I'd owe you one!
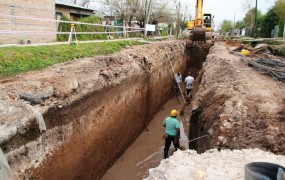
[163,109,180,159]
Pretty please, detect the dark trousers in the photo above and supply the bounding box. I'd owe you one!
[186,88,192,96]
[164,135,180,159]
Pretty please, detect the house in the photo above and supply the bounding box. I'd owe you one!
[55,0,95,20]
[0,0,56,44]
[0,0,96,44]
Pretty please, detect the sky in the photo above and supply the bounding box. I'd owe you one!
[184,0,276,29]
[86,0,276,30]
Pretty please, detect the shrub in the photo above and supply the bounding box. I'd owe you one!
[57,15,107,41]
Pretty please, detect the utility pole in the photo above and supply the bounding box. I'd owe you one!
[144,0,148,38]
[176,2,181,38]
[233,12,235,35]
[254,0,258,38]
[144,0,152,38]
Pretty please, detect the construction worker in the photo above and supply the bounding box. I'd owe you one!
[163,109,180,159]
[174,72,182,85]
[185,73,194,96]
[174,72,182,96]
[204,16,211,27]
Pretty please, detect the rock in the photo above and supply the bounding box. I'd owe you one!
[17,123,27,134]
[219,114,230,123]
[220,126,227,133]
[19,86,54,105]
[255,43,268,49]
[207,127,214,135]
[24,81,41,89]
[223,121,232,129]
[19,92,43,105]
[218,136,227,144]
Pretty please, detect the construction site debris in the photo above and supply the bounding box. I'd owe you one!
[145,149,285,180]
[19,86,54,105]
[256,58,285,67]
[232,52,285,81]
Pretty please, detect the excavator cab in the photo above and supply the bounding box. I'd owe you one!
[203,14,214,40]
[187,14,213,42]
[203,14,213,30]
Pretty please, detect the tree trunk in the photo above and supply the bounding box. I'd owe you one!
[283,22,285,38]
[128,16,133,26]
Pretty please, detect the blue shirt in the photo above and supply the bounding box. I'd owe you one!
[163,117,180,136]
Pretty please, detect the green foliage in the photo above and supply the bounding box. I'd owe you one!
[180,21,187,30]
[243,8,263,37]
[0,41,144,78]
[57,15,107,41]
[260,9,279,38]
[235,21,246,29]
[160,27,169,36]
[221,20,233,32]
[278,19,284,37]
[57,15,70,41]
[280,48,285,57]
[273,0,285,22]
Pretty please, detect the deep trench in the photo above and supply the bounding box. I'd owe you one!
[101,43,212,179]
[2,41,213,180]
[187,44,213,154]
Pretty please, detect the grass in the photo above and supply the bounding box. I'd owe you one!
[0,40,144,78]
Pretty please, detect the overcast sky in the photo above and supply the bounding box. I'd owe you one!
[88,0,276,30]
[184,0,276,29]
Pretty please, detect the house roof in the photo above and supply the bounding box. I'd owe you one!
[55,0,95,11]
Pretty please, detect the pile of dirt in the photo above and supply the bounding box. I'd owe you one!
[145,148,285,179]
[189,42,285,154]
[225,40,241,47]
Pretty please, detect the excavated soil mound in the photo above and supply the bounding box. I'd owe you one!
[145,148,285,179]
[189,42,285,154]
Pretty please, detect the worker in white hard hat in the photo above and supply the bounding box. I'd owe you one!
[163,109,180,159]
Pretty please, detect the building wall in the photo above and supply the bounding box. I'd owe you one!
[56,5,93,20]
[56,6,71,19]
[0,0,56,44]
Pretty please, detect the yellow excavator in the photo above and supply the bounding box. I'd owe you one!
[187,0,213,42]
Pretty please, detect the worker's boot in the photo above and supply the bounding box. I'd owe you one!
[164,151,168,159]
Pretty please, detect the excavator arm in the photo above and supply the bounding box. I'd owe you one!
[187,0,213,42]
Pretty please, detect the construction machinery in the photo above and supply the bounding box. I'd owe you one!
[187,0,214,42]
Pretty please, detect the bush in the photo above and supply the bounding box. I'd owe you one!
[278,19,284,37]
[57,15,107,41]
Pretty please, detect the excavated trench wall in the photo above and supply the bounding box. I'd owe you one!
[189,43,285,154]
[0,41,192,179]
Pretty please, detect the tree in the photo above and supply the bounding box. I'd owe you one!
[260,9,279,38]
[273,0,285,21]
[273,0,285,37]
[101,0,140,24]
[243,8,263,37]
[102,0,174,28]
[221,20,233,33]
[234,20,245,29]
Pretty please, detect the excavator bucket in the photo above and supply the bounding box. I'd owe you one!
[192,27,206,42]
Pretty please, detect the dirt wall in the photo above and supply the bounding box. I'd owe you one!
[0,40,190,179]
[189,42,285,154]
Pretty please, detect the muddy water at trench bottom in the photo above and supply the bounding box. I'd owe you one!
[101,96,192,180]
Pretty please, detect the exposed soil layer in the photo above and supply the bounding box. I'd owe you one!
[101,96,191,180]
[189,42,285,154]
[0,40,193,179]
